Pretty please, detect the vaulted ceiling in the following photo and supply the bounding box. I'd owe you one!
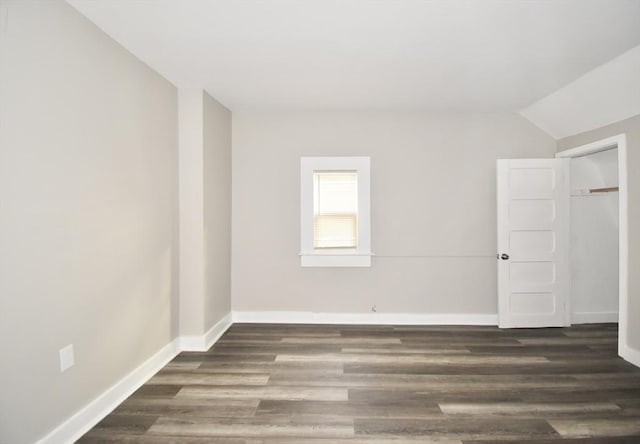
[67,0,640,112]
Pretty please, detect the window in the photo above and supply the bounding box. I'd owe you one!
[300,157,371,267]
[314,171,358,249]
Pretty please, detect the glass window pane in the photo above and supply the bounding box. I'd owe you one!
[313,171,357,249]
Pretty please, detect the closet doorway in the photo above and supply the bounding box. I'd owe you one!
[556,134,628,356]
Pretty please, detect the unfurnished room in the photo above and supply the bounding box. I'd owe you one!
[2,0,640,443]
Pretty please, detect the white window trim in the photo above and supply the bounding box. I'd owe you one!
[300,157,371,267]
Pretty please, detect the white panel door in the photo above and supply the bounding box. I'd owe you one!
[497,159,570,328]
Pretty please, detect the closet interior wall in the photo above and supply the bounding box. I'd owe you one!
[569,148,619,322]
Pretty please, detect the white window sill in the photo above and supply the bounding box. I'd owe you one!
[300,252,372,267]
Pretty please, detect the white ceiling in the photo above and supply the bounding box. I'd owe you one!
[521,44,640,139]
[67,0,640,112]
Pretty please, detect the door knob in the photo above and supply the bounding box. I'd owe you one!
[500,253,509,260]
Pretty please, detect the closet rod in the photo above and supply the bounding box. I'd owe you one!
[590,186,619,193]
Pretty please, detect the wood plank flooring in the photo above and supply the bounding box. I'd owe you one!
[78,323,640,443]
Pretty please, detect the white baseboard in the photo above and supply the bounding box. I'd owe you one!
[571,311,619,324]
[621,343,640,369]
[180,312,233,351]
[37,312,233,444]
[232,310,498,325]
[37,338,181,444]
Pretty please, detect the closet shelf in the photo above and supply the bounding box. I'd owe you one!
[571,186,619,197]
[590,186,619,193]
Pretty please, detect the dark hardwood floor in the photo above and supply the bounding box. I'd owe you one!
[78,323,640,443]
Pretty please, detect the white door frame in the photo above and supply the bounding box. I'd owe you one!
[556,134,628,359]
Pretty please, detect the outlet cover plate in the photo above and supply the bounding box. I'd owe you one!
[59,344,74,372]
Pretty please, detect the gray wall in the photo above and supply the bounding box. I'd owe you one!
[231,112,556,316]
[203,93,232,330]
[178,88,205,336]
[178,89,232,337]
[0,2,179,443]
[558,113,640,351]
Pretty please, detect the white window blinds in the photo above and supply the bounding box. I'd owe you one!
[313,171,358,249]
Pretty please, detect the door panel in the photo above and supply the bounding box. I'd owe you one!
[509,231,555,253]
[497,159,570,328]
[511,292,555,314]
[509,200,555,229]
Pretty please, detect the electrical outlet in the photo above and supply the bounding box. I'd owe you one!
[59,344,74,372]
